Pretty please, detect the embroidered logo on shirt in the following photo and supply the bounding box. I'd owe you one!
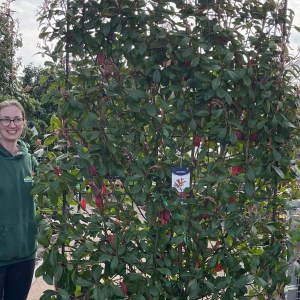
[24,176,33,183]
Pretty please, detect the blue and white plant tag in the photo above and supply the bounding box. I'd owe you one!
[172,167,190,192]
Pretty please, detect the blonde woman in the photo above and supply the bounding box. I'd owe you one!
[0,100,38,300]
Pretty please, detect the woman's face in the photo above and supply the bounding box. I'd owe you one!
[0,105,24,143]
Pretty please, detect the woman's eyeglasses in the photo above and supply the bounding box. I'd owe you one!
[0,118,24,127]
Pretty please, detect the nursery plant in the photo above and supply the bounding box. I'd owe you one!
[33,0,300,299]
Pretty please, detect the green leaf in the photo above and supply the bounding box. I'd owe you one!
[146,104,157,117]
[110,256,119,270]
[272,149,282,161]
[246,166,255,181]
[93,286,105,300]
[149,286,160,296]
[92,267,102,282]
[227,70,239,81]
[157,267,171,275]
[75,278,93,287]
[204,280,215,291]
[188,278,200,299]
[54,265,64,284]
[272,165,285,179]
[153,69,161,83]
[229,132,237,144]
[39,290,56,300]
[127,273,145,281]
[110,284,125,297]
[99,254,113,262]
[183,47,193,58]
[189,118,197,131]
[224,52,234,63]
[266,223,276,234]
[44,135,58,146]
[235,275,253,288]
[49,250,58,266]
[129,89,146,100]
[191,56,200,67]
[294,25,300,32]
[188,278,198,290]
[57,288,70,300]
[138,41,147,55]
[103,22,110,36]
[283,121,296,128]
[194,110,210,117]
[50,115,62,129]
[256,277,268,287]
[245,180,254,196]
[212,77,221,90]
[217,127,227,140]
[124,253,140,264]
[73,244,86,259]
[243,76,251,87]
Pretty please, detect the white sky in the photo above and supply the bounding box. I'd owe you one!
[11,0,44,68]
[10,0,300,68]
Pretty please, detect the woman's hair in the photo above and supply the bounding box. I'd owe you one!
[0,99,26,120]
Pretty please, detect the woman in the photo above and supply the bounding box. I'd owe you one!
[0,100,38,300]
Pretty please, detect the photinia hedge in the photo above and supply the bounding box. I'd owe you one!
[33,0,300,299]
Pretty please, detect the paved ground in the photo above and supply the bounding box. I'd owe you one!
[27,255,54,300]
[27,277,53,300]
[27,276,54,300]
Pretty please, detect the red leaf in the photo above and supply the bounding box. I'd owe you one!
[119,282,128,296]
[214,263,223,272]
[89,165,97,176]
[95,194,103,209]
[80,198,87,210]
[96,52,105,65]
[202,214,209,220]
[177,192,190,198]
[193,135,202,147]
[107,234,116,246]
[53,166,62,176]
[229,197,236,203]
[249,133,258,142]
[87,181,97,190]
[184,60,191,68]
[235,130,243,140]
[159,208,171,225]
[100,184,107,194]
[230,165,243,175]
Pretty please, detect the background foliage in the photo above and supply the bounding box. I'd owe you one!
[0,1,54,150]
[33,0,300,299]
[0,0,21,95]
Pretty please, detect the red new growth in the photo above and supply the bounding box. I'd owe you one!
[95,194,103,209]
[230,165,243,175]
[53,166,62,176]
[214,263,224,272]
[249,133,258,142]
[229,197,236,203]
[107,234,116,246]
[96,52,105,65]
[95,184,108,209]
[235,130,243,140]
[193,135,202,147]
[202,213,209,220]
[159,208,171,225]
[89,165,97,176]
[80,198,87,210]
[100,184,107,194]
[119,282,128,296]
